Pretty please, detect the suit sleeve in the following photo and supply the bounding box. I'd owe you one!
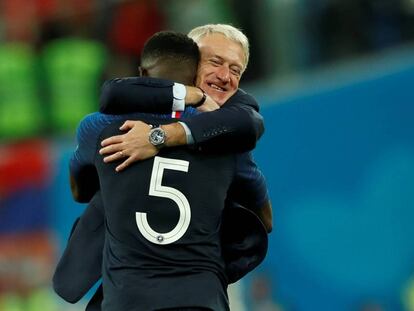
[227,152,269,212]
[99,78,264,152]
[183,90,264,152]
[100,77,175,114]
[52,192,105,302]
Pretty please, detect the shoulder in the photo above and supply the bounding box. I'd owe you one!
[76,112,126,142]
[78,111,174,139]
[225,89,259,112]
[78,112,146,131]
[77,112,111,134]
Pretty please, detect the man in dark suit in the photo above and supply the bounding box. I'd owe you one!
[55,25,272,310]
[97,23,272,234]
[98,24,267,175]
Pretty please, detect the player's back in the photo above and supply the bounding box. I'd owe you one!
[95,120,236,311]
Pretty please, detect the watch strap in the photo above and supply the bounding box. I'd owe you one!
[193,88,207,108]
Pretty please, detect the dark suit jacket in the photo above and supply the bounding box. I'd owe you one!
[100,77,264,152]
[53,77,268,307]
[54,197,268,310]
[53,193,104,303]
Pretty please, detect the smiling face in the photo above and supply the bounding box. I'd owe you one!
[195,33,246,106]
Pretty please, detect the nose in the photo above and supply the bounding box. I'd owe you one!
[216,65,230,83]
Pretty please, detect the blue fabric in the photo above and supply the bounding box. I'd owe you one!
[71,110,268,209]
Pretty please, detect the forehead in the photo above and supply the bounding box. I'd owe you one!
[197,33,245,68]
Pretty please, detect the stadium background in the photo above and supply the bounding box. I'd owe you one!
[0,0,414,310]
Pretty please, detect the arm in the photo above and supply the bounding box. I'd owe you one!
[100,77,210,114]
[70,166,99,203]
[98,77,264,171]
[183,90,264,152]
[100,77,176,114]
[228,152,272,233]
[255,200,272,233]
[53,192,104,302]
[69,113,105,202]
[99,77,263,151]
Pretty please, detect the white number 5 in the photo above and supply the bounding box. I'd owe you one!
[136,156,191,245]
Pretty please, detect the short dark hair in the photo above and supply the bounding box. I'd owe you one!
[141,31,200,67]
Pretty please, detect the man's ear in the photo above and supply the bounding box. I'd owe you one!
[138,66,148,77]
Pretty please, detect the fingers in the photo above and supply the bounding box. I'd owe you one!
[198,96,220,112]
[103,150,125,163]
[115,157,134,172]
[120,120,150,131]
[101,120,140,146]
[101,135,123,147]
[104,149,159,171]
[97,119,157,171]
[119,120,136,131]
[99,143,122,156]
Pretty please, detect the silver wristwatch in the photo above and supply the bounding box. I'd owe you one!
[148,126,166,148]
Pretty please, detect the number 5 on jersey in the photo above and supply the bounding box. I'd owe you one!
[136,156,191,245]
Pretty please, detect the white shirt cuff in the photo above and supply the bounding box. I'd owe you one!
[172,83,186,111]
[178,121,194,145]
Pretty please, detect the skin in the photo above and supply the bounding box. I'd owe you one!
[98,32,273,232]
[195,33,244,106]
[99,33,246,171]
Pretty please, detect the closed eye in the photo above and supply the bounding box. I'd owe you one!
[230,67,241,77]
[209,59,222,66]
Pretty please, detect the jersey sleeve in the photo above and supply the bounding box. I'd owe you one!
[69,113,107,202]
[70,111,177,202]
[227,152,269,211]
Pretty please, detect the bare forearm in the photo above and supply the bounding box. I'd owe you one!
[185,86,204,106]
[162,123,187,147]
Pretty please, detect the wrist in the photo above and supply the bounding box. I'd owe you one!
[173,83,186,111]
[193,88,206,108]
[185,86,206,107]
[162,123,187,147]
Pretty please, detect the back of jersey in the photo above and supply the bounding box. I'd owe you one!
[95,121,236,311]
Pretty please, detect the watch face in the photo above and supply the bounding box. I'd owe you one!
[149,128,165,146]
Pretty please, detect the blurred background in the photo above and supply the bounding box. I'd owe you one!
[0,0,414,310]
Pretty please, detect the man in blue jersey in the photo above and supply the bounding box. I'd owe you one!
[54,27,271,311]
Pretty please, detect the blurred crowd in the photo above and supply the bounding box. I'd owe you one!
[1,1,414,310]
[1,0,414,139]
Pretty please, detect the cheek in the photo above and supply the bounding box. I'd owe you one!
[230,76,240,90]
[195,75,202,87]
[196,68,212,87]
[196,67,206,84]
[198,64,215,77]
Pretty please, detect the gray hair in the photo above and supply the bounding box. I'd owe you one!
[188,24,250,72]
